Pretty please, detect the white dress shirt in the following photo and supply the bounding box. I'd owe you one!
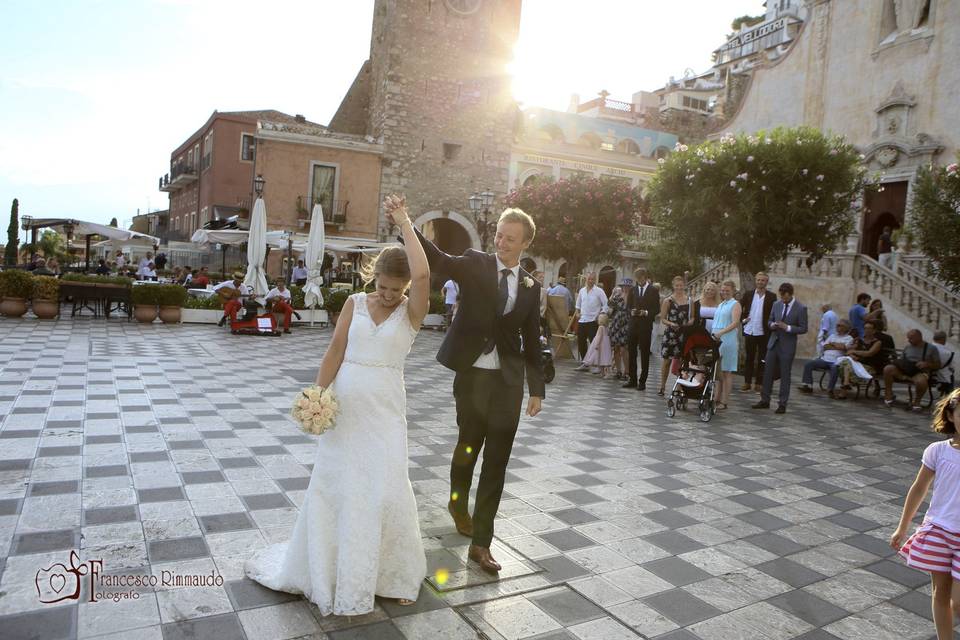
[292,266,309,280]
[575,285,608,323]
[266,287,291,302]
[744,291,766,336]
[473,257,520,370]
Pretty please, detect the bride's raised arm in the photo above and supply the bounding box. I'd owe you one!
[384,194,430,327]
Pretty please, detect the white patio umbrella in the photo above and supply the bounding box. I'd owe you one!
[243,197,270,300]
[303,204,326,326]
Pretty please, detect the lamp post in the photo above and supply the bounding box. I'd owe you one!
[468,189,497,251]
[253,174,265,198]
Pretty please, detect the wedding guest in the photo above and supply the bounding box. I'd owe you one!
[574,272,608,365]
[623,268,660,391]
[711,280,742,410]
[866,298,886,332]
[837,319,888,397]
[580,313,613,378]
[608,283,630,380]
[548,278,575,315]
[657,275,689,396]
[692,281,720,332]
[740,272,776,391]
[442,278,460,327]
[753,282,808,414]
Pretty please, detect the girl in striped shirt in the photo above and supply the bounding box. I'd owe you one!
[892,388,960,639]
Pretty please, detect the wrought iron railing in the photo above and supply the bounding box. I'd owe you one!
[296,196,349,225]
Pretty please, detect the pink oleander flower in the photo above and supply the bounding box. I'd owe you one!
[746,156,754,162]
[816,174,825,181]
[730,181,737,187]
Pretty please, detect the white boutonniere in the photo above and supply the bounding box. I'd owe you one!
[523,276,535,289]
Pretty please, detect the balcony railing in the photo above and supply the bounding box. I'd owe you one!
[296,196,349,227]
[158,164,198,193]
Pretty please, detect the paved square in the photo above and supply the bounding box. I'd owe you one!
[0,318,944,639]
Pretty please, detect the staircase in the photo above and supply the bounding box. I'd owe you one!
[683,252,960,354]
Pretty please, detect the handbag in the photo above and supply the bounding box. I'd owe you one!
[893,344,928,377]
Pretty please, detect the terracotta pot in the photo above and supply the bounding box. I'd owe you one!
[32,299,60,319]
[0,297,29,318]
[134,304,158,323]
[158,306,181,324]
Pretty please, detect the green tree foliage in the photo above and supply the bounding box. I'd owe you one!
[731,14,764,31]
[109,217,118,227]
[647,127,868,287]
[4,199,18,266]
[38,229,68,262]
[503,174,646,283]
[647,239,702,288]
[909,158,960,291]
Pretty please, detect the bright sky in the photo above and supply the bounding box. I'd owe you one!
[0,0,763,241]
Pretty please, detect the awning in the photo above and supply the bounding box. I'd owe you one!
[190,228,390,254]
[21,218,159,244]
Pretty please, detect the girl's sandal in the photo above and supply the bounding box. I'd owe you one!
[716,402,728,410]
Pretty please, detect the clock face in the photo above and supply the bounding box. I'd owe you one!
[445,0,482,16]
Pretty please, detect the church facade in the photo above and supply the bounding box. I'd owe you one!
[717,0,957,258]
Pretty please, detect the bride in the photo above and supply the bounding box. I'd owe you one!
[244,194,429,615]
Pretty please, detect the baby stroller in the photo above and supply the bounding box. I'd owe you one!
[666,326,720,423]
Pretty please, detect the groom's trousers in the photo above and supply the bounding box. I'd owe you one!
[451,367,524,548]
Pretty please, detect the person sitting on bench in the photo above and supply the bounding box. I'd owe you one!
[265,279,300,334]
[884,329,941,411]
[214,273,250,327]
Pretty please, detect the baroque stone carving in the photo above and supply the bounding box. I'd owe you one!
[876,147,899,167]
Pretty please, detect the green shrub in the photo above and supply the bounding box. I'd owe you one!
[61,273,132,287]
[324,288,352,313]
[183,295,224,309]
[32,276,60,301]
[0,269,34,298]
[130,285,159,306]
[155,285,188,307]
[429,292,446,315]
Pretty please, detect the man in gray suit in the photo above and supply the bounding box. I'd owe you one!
[752,282,808,414]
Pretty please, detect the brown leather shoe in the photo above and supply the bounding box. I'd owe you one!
[468,545,502,574]
[448,501,473,537]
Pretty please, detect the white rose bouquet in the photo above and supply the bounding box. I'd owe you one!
[290,385,339,435]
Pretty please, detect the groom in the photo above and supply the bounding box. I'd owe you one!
[404,208,544,574]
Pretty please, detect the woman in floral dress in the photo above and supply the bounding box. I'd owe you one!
[658,275,690,395]
[608,285,630,379]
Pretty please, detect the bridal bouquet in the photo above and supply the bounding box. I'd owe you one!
[290,385,339,435]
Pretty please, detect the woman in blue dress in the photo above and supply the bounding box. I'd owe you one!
[711,280,742,410]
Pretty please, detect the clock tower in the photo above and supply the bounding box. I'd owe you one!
[330,0,523,248]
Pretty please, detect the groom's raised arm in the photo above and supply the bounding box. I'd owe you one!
[401,227,472,281]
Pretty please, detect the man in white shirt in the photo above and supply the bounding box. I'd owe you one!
[292,260,309,286]
[574,272,608,366]
[739,272,775,391]
[115,251,126,271]
[799,318,854,396]
[266,279,296,333]
[442,278,459,327]
[214,273,249,327]
[932,330,955,392]
[817,303,839,357]
[137,252,154,281]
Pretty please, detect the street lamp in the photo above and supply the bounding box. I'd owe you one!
[468,189,496,251]
[254,174,265,198]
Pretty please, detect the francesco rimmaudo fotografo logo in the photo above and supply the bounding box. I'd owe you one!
[36,550,223,604]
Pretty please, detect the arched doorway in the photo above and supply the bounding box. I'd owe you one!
[421,218,471,256]
[860,181,907,257]
[598,265,616,295]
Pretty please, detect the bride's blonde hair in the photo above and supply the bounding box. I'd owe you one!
[359,246,411,286]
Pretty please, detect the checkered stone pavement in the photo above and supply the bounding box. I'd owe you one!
[0,316,950,640]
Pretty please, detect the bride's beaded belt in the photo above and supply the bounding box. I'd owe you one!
[343,358,402,371]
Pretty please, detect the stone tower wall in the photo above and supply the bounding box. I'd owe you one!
[367,0,523,240]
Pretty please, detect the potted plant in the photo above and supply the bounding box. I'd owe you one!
[130,285,159,323]
[0,269,34,317]
[31,276,60,319]
[324,288,352,325]
[156,285,187,324]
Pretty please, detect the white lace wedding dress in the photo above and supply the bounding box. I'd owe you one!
[244,292,427,615]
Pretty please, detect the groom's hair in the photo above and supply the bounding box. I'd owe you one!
[498,208,536,242]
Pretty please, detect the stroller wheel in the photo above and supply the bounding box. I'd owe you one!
[700,405,712,422]
[666,399,676,418]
